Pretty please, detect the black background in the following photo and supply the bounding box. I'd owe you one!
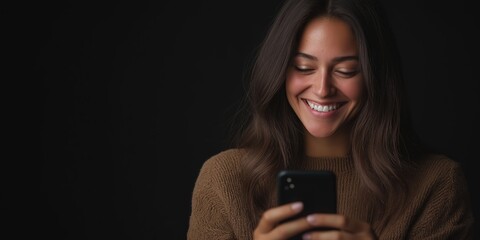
[6,0,479,239]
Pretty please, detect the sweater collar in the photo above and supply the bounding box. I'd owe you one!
[301,155,354,173]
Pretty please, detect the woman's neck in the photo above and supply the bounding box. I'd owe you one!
[304,127,351,158]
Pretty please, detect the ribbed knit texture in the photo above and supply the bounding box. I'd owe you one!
[187,149,474,240]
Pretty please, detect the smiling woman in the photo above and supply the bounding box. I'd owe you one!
[19,0,478,237]
[186,0,475,239]
[286,17,363,143]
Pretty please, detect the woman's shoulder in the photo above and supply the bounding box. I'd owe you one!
[196,148,247,179]
[409,153,468,187]
[202,148,246,167]
[415,153,463,173]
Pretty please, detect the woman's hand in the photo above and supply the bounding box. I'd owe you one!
[254,202,312,240]
[301,213,376,240]
[253,202,377,240]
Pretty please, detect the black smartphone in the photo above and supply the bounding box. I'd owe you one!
[277,170,337,239]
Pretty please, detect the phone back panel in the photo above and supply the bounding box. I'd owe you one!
[277,170,337,239]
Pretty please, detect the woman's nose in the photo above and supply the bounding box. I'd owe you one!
[312,70,336,98]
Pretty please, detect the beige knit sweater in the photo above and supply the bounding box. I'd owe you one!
[187,149,474,240]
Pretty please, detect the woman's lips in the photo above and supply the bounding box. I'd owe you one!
[304,99,345,113]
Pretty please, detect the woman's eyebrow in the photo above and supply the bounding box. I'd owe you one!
[295,52,317,61]
[332,56,359,63]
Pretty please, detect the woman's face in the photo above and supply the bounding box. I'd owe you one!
[286,17,364,139]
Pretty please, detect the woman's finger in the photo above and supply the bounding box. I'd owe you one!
[268,216,316,240]
[302,214,375,239]
[305,214,371,234]
[254,202,303,234]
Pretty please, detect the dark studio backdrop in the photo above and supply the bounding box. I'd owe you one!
[8,0,479,239]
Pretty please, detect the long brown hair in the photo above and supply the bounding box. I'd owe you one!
[231,0,424,230]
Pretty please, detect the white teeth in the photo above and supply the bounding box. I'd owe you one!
[306,100,339,112]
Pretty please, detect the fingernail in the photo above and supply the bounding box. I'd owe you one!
[291,202,303,211]
[302,233,311,240]
[306,214,316,224]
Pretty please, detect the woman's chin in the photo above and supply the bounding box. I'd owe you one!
[306,129,336,139]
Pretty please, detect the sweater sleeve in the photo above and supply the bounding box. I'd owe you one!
[187,157,235,240]
[409,161,475,239]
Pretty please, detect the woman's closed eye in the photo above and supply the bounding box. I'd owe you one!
[335,69,359,78]
[294,65,315,73]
